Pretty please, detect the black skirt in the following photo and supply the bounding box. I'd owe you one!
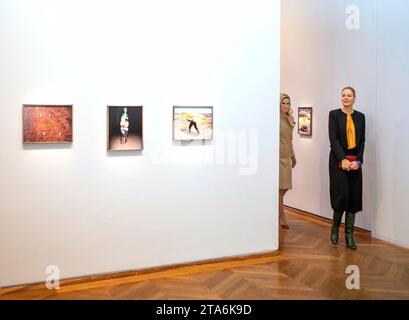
[329,148,363,214]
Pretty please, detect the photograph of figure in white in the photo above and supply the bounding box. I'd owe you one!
[108,106,143,151]
[120,107,129,144]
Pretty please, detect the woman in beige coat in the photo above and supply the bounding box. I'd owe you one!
[279,93,297,229]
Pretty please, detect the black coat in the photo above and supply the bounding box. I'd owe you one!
[328,109,366,214]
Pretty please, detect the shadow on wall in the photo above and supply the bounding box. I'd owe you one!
[172,140,213,147]
[319,141,331,219]
[23,144,73,151]
[106,150,143,158]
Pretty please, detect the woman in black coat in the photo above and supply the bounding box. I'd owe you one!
[329,87,365,250]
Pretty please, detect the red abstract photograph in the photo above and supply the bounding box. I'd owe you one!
[23,105,73,143]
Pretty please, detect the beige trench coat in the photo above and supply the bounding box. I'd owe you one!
[279,112,296,190]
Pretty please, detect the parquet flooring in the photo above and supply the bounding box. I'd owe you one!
[1,208,409,300]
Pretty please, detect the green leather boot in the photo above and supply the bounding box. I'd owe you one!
[331,211,344,245]
[345,212,357,250]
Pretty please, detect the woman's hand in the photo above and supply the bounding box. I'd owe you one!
[291,157,297,168]
[349,161,360,171]
[341,159,351,171]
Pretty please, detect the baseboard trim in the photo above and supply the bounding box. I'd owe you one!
[284,205,372,236]
[1,250,279,292]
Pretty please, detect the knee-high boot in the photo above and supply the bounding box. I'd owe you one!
[345,212,357,250]
[331,211,344,245]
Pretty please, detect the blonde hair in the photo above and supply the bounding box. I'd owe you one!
[342,87,356,98]
[280,93,291,104]
[280,93,293,115]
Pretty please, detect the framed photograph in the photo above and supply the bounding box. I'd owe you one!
[107,106,143,151]
[23,105,73,144]
[173,106,213,141]
[298,107,312,136]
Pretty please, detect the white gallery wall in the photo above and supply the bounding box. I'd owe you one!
[373,0,409,248]
[282,0,409,247]
[0,0,281,287]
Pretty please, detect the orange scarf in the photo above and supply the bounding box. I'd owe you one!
[342,109,356,149]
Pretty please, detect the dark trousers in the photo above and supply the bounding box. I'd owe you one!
[329,152,363,214]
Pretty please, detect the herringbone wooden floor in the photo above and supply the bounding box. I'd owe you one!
[1,209,409,300]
